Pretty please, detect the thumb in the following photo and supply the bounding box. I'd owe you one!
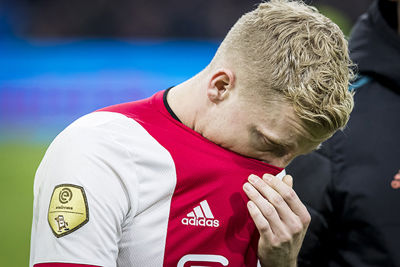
[282,174,293,188]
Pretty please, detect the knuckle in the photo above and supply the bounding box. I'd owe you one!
[252,211,262,222]
[253,192,265,204]
[258,181,269,192]
[303,209,312,222]
[284,188,297,201]
[292,221,304,233]
[270,236,280,247]
[301,211,312,225]
[252,178,266,191]
[295,203,311,224]
[247,187,257,198]
[263,203,275,217]
[246,185,260,200]
[305,213,312,224]
[271,195,284,206]
[258,222,270,234]
[280,233,293,243]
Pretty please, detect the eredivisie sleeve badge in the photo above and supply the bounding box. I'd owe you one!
[48,184,89,238]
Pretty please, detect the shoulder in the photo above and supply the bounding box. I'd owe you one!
[36,109,177,212]
[31,112,140,266]
[47,111,155,161]
[33,111,145,215]
[56,111,141,143]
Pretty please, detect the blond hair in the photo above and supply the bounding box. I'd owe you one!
[212,0,354,140]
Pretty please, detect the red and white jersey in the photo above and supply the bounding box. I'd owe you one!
[30,91,284,267]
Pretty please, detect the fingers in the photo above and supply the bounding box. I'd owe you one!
[244,173,311,266]
[246,174,303,229]
[261,173,310,226]
[243,181,287,236]
[246,200,275,241]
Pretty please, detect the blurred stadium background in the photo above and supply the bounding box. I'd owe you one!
[0,0,372,266]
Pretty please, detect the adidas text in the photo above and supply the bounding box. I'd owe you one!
[182,200,220,227]
[181,217,220,227]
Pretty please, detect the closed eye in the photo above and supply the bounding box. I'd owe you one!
[251,127,290,157]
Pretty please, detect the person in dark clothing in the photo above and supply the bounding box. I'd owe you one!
[286,0,400,266]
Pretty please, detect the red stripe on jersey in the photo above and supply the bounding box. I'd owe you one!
[99,91,284,266]
[34,263,100,267]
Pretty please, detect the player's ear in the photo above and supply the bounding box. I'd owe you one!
[207,69,235,103]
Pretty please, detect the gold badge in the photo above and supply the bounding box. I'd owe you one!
[48,184,89,238]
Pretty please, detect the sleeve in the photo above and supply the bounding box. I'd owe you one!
[29,113,139,267]
[286,140,337,267]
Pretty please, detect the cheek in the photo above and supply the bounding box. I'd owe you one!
[231,129,255,155]
[221,126,251,152]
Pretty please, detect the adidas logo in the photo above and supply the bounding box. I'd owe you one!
[181,200,220,228]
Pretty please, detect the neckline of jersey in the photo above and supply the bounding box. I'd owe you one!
[163,87,182,123]
[157,90,283,172]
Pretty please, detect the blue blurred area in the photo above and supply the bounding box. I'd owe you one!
[0,38,219,142]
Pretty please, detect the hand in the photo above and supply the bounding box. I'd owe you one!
[243,173,311,267]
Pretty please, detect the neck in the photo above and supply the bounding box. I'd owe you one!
[167,71,207,131]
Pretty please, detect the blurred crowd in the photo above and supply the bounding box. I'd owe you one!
[1,0,373,38]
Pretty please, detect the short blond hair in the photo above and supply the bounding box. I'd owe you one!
[212,0,354,140]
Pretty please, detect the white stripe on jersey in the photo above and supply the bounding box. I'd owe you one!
[30,112,177,267]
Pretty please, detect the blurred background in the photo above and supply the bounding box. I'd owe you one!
[0,0,373,266]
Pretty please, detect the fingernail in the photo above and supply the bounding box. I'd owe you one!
[247,201,255,208]
[243,183,251,192]
[248,174,258,184]
[263,174,273,182]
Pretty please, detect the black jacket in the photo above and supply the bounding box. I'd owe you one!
[287,1,400,266]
